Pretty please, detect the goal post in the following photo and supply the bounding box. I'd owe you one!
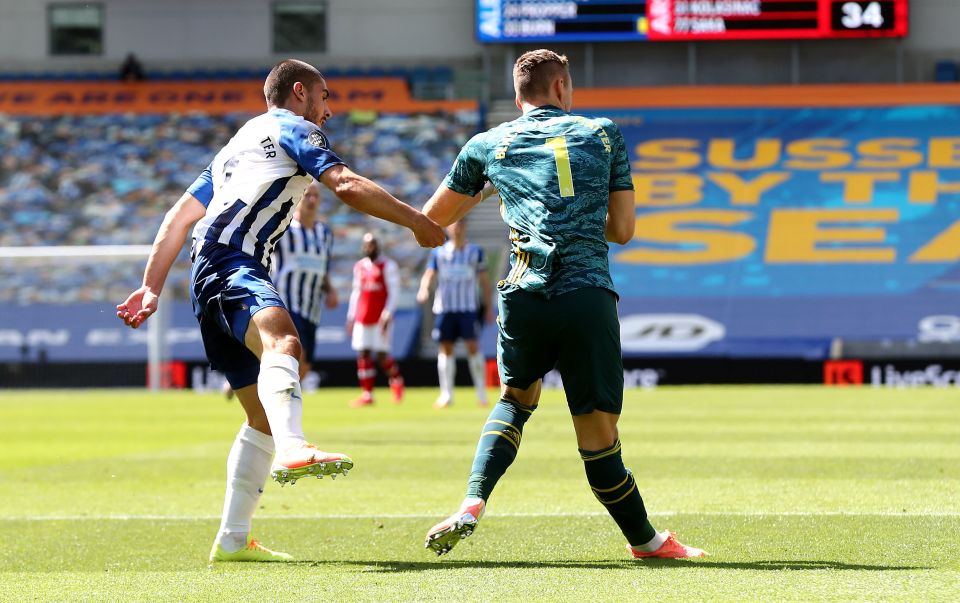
[0,245,171,391]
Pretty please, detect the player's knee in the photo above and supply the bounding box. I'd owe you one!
[266,333,301,360]
[577,430,618,452]
[501,384,539,408]
[573,413,619,451]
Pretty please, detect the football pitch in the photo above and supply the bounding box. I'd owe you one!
[2,386,958,602]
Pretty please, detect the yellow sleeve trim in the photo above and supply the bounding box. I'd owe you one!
[591,473,631,494]
[480,430,519,450]
[580,440,622,462]
[598,482,637,506]
[485,419,518,431]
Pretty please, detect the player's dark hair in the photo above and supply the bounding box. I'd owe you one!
[263,59,323,107]
[513,49,570,101]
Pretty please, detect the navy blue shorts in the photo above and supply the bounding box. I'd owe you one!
[190,242,287,389]
[432,311,480,343]
[290,311,318,362]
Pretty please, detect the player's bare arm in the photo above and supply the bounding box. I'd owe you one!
[423,184,497,226]
[381,258,400,335]
[345,264,360,335]
[116,192,206,329]
[423,185,486,227]
[322,274,339,309]
[605,189,636,245]
[416,267,436,304]
[320,164,443,247]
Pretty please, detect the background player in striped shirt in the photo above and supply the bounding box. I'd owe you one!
[273,180,338,381]
[346,232,404,407]
[117,59,443,563]
[416,220,493,409]
[419,49,704,559]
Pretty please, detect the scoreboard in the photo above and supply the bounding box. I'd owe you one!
[476,0,909,43]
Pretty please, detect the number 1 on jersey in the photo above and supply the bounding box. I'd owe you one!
[545,136,575,198]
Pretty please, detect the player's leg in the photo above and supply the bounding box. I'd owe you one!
[426,289,554,555]
[245,306,305,450]
[557,288,705,559]
[191,257,290,560]
[194,309,289,562]
[572,411,703,559]
[247,307,353,483]
[375,321,404,403]
[289,311,316,382]
[351,349,376,407]
[435,339,456,409]
[434,312,461,408]
[466,380,540,500]
[351,322,377,406]
[464,337,488,407]
[210,384,291,562]
[425,379,541,555]
[377,351,404,403]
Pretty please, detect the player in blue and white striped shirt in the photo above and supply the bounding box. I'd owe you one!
[417,220,493,408]
[273,181,338,381]
[117,59,443,563]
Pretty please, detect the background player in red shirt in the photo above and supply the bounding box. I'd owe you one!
[346,232,404,407]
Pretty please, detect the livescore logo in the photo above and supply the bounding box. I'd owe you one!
[823,360,864,386]
[824,360,960,387]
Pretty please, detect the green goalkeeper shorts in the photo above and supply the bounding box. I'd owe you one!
[496,286,624,416]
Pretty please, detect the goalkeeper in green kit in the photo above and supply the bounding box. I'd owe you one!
[421,49,706,560]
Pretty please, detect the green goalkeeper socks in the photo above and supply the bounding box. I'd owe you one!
[466,399,534,500]
[580,439,657,546]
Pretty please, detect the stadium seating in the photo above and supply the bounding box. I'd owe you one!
[0,109,478,305]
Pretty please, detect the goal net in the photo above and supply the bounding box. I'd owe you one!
[0,245,176,390]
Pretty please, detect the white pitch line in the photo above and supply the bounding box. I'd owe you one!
[3,511,960,522]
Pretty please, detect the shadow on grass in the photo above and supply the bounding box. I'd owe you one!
[291,559,928,573]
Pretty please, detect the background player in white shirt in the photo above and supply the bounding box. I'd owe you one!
[417,220,493,408]
[117,59,443,563]
[273,181,338,381]
[346,232,404,407]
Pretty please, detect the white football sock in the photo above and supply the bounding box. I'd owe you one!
[633,530,668,552]
[437,352,454,402]
[216,424,274,553]
[468,352,488,404]
[258,351,306,452]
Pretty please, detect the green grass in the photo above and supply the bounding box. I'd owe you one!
[2,386,959,602]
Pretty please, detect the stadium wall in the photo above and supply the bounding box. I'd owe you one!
[0,0,480,64]
[558,83,960,378]
[5,81,960,388]
[0,78,477,114]
[4,1,960,89]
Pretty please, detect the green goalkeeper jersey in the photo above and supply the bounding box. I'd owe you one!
[444,105,634,299]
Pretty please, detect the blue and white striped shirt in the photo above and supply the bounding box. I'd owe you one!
[273,219,333,324]
[186,108,344,268]
[429,242,486,314]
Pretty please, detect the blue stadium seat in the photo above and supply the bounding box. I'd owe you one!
[935,61,958,82]
[432,66,454,83]
[0,107,475,306]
